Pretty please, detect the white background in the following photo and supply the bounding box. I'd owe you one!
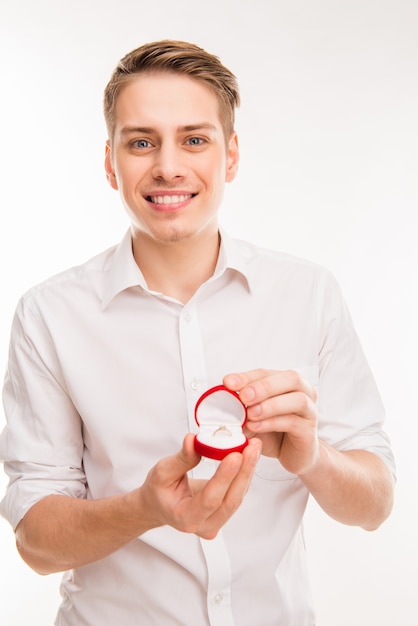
[0,1,417,624]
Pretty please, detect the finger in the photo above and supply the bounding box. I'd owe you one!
[223,369,272,391]
[246,390,317,423]
[190,438,260,517]
[247,412,316,436]
[200,439,261,512]
[224,369,317,406]
[191,452,244,515]
[222,437,262,501]
[189,435,262,494]
[197,438,262,536]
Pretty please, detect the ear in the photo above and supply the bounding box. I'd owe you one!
[105,141,118,190]
[225,132,239,183]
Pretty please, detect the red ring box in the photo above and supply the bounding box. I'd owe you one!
[194,385,249,460]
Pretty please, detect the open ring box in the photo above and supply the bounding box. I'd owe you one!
[194,385,249,460]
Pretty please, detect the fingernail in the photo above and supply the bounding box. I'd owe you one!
[242,387,255,402]
[248,403,261,416]
[225,374,240,387]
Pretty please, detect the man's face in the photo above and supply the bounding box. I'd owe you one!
[105,72,239,245]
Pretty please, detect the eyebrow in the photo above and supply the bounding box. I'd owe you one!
[119,123,218,137]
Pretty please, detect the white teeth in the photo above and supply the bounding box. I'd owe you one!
[150,194,192,205]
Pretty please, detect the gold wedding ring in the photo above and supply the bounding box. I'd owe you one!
[212,424,232,437]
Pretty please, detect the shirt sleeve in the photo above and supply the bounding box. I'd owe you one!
[316,269,396,476]
[0,295,87,530]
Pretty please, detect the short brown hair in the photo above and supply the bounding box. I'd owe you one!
[103,40,240,142]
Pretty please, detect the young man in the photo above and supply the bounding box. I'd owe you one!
[0,40,395,625]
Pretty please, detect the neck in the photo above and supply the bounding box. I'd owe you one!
[131,228,221,303]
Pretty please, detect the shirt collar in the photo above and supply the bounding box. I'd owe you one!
[101,230,146,309]
[101,228,254,309]
[215,228,254,291]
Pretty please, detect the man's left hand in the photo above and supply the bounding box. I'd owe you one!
[224,369,319,475]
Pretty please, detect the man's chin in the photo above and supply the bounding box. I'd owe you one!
[139,226,196,246]
[154,228,194,245]
[131,218,219,247]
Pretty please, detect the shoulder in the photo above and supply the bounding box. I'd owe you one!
[230,236,337,289]
[17,243,118,315]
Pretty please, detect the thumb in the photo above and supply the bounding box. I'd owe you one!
[152,434,201,488]
[173,433,202,475]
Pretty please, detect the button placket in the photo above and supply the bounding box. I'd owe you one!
[201,532,234,625]
[178,302,207,431]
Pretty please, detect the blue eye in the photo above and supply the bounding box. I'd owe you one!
[187,137,205,146]
[133,139,152,149]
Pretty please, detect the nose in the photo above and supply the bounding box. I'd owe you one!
[151,141,187,181]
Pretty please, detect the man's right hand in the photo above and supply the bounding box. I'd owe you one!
[16,434,261,574]
[138,433,262,539]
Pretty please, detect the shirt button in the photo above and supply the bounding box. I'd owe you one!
[214,593,224,605]
[183,312,192,323]
[190,379,199,391]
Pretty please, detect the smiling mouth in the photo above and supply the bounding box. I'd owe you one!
[146,193,196,205]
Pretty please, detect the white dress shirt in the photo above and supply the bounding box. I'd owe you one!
[0,230,395,626]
